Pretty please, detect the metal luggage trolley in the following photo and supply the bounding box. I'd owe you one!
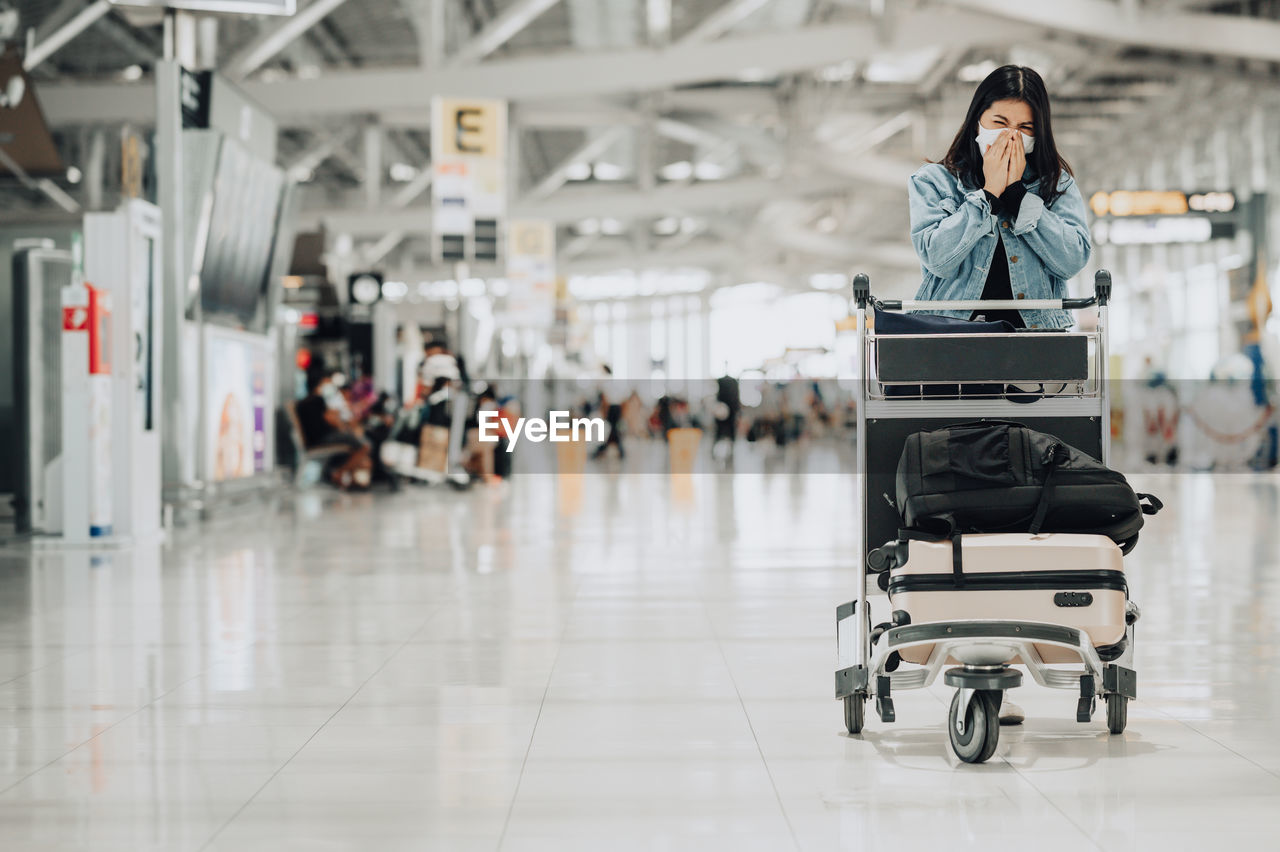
[834,270,1139,763]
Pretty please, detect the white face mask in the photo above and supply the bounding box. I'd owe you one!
[976,124,1035,156]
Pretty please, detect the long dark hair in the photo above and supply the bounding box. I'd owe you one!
[939,65,1071,205]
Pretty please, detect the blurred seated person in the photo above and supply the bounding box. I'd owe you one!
[296,368,373,489]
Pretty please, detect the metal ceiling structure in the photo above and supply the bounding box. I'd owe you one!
[9,0,1280,298]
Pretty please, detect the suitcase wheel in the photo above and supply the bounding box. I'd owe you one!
[1106,694,1128,734]
[948,689,1000,764]
[843,693,866,735]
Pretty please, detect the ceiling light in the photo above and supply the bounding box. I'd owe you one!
[593,162,625,181]
[600,218,625,236]
[865,47,942,84]
[654,217,680,236]
[660,161,693,181]
[381,280,409,302]
[389,162,418,182]
[65,166,82,185]
[121,65,144,82]
[565,162,592,181]
[817,216,838,234]
[693,162,725,181]
[818,61,858,83]
[576,218,601,236]
[810,273,846,290]
[958,60,999,83]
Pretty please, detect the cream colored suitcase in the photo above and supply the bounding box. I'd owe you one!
[887,533,1127,665]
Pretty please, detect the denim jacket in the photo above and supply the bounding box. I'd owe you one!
[907,162,1092,329]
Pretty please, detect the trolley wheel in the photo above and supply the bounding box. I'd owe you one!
[843,693,866,735]
[1106,694,1128,734]
[948,689,1000,764]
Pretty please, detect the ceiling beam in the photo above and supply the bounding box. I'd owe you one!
[354,162,436,264]
[286,125,363,178]
[448,0,563,65]
[226,0,352,79]
[300,169,882,235]
[947,0,1280,63]
[682,0,774,44]
[23,0,111,72]
[524,127,629,201]
[39,9,1030,125]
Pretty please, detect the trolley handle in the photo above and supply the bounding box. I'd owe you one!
[857,270,1112,312]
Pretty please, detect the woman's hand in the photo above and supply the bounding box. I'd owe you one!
[1006,132,1026,188]
[982,130,1013,197]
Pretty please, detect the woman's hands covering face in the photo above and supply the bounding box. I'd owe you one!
[1006,130,1026,187]
[982,129,1025,198]
[981,130,1013,196]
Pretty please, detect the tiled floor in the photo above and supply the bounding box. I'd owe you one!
[1,455,1278,850]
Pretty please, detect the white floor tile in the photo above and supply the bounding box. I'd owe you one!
[0,469,1276,850]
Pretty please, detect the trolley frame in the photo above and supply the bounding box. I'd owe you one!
[834,271,1138,747]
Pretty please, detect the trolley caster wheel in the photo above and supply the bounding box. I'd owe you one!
[843,693,866,735]
[948,689,1000,764]
[1106,694,1128,734]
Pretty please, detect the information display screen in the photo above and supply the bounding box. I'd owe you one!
[198,138,286,329]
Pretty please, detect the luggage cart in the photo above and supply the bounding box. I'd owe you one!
[834,270,1139,763]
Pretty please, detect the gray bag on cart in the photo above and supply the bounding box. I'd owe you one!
[895,421,1162,554]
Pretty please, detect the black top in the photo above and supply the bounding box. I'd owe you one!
[971,183,1028,328]
[296,394,331,447]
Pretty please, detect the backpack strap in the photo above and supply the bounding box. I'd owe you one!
[1029,442,1070,535]
[1137,493,1163,515]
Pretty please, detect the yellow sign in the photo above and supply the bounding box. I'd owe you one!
[1089,190,1189,217]
[121,131,142,199]
[510,220,553,258]
[431,97,508,261]
[434,98,504,159]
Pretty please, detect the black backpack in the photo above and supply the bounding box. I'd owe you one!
[895,421,1162,554]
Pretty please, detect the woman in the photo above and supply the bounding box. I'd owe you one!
[908,65,1091,329]
[908,66,1091,726]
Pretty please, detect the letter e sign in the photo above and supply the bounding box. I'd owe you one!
[439,99,503,158]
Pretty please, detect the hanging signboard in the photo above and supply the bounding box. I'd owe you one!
[431,97,507,263]
[500,220,555,328]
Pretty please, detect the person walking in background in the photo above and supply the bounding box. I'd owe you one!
[713,373,741,461]
[593,388,625,460]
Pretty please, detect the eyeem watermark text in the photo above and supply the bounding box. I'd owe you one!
[478,411,606,451]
